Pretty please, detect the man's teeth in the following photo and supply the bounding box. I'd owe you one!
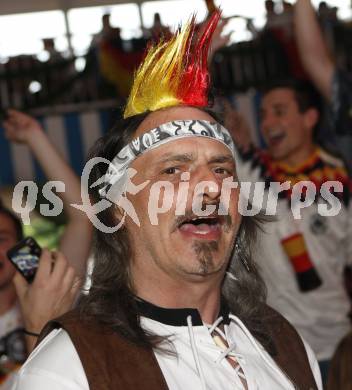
[179,221,219,234]
[190,217,215,221]
[268,130,284,139]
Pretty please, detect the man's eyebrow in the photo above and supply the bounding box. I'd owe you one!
[208,155,234,164]
[260,103,286,116]
[157,153,194,164]
[273,103,287,109]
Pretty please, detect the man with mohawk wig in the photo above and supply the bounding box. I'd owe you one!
[14,12,322,390]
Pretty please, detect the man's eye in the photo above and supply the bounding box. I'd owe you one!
[163,167,180,175]
[214,167,230,175]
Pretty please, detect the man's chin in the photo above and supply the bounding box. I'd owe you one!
[269,148,289,162]
[269,139,296,161]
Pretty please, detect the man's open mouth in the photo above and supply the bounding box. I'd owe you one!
[267,130,286,147]
[178,216,223,238]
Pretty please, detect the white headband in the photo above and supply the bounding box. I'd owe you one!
[99,120,236,198]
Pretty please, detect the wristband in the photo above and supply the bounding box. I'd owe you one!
[23,329,40,337]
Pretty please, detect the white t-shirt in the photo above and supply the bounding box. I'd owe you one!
[236,148,352,360]
[12,304,322,390]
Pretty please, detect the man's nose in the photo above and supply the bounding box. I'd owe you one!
[190,167,221,202]
[261,112,276,130]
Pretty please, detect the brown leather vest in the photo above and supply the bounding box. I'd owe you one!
[39,306,318,390]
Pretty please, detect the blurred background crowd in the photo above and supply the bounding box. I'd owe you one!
[1,0,351,116]
[2,0,352,389]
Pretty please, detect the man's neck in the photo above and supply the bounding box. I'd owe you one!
[133,273,223,324]
[0,283,17,316]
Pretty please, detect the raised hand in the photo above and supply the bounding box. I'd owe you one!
[210,18,232,55]
[3,109,43,144]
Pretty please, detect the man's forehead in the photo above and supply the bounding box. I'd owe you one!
[262,88,296,106]
[136,137,234,166]
[134,106,215,137]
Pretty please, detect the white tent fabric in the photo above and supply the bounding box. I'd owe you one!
[0,0,149,16]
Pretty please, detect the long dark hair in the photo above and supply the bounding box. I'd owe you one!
[0,206,24,241]
[79,109,273,352]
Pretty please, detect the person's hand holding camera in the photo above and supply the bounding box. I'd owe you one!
[13,249,81,352]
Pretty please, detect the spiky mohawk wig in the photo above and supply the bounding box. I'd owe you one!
[123,11,221,119]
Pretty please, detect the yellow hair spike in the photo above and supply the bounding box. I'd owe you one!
[123,19,195,118]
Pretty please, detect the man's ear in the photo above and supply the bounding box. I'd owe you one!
[303,108,319,130]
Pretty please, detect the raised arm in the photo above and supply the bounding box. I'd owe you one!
[222,99,254,153]
[294,0,335,100]
[208,18,231,62]
[3,109,92,277]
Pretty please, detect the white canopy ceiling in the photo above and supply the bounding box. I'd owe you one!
[0,0,151,15]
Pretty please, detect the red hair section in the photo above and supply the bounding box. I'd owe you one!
[177,10,221,107]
